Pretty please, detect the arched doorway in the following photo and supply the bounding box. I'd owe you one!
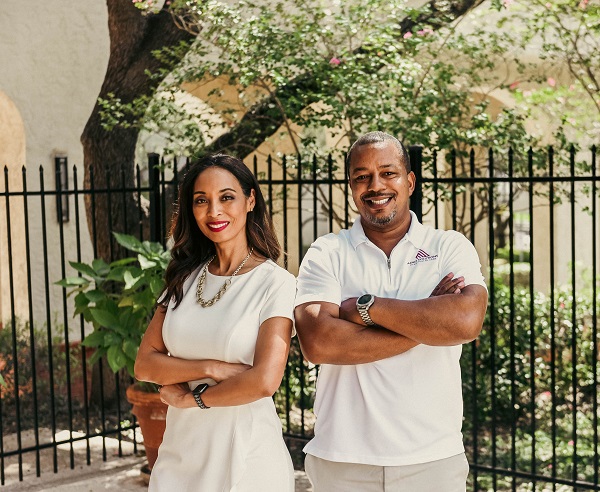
[0,90,28,326]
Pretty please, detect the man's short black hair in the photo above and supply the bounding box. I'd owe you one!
[346,131,411,174]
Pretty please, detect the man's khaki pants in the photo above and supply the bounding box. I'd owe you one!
[304,453,469,492]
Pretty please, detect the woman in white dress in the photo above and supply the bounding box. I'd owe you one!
[134,154,296,491]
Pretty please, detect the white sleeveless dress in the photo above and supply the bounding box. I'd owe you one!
[148,260,296,492]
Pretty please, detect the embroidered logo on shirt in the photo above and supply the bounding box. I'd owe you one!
[407,249,438,266]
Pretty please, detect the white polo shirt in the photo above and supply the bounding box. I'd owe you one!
[295,211,486,466]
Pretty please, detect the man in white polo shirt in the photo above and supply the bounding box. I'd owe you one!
[294,131,488,491]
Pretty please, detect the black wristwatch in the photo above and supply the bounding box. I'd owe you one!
[356,294,376,326]
[192,383,210,409]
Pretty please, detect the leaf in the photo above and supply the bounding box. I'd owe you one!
[85,290,106,303]
[92,259,110,276]
[88,349,104,366]
[123,270,141,290]
[68,261,97,278]
[110,257,137,267]
[55,277,89,288]
[82,330,106,348]
[89,308,119,329]
[0,374,6,388]
[107,345,128,373]
[138,254,157,270]
[118,296,135,307]
[122,339,138,361]
[113,233,144,253]
[150,277,165,297]
[106,266,126,282]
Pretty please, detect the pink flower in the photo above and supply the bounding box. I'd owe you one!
[509,81,520,90]
[547,77,556,87]
[579,0,589,8]
[403,32,413,39]
[546,2,552,7]
[569,84,575,91]
[568,440,574,446]
[329,57,341,66]
[503,0,513,7]
[417,28,433,36]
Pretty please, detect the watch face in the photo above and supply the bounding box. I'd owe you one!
[357,294,372,306]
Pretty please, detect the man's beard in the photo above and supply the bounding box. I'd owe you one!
[364,208,397,227]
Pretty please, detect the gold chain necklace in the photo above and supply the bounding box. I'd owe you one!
[196,248,254,307]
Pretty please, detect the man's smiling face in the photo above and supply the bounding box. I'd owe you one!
[348,141,415,232]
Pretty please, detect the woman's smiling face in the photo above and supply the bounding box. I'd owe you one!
[192,167,255,246]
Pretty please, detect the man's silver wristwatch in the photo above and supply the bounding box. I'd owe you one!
[356,294,376,326]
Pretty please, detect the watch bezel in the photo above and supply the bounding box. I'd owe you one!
[357,294,375,309]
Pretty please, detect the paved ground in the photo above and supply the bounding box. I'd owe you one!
[3,429,312,491]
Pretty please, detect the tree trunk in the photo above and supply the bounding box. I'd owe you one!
[81,0,194,262]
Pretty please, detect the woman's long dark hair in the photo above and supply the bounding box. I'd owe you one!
[161,154,281,308]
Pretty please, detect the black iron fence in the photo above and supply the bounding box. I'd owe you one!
[0,145,598,490]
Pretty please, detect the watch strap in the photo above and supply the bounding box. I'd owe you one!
[358,308,376,326]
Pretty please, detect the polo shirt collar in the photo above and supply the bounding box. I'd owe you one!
[349,211,426,250]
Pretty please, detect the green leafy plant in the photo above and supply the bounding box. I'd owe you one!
[57,233,169,381]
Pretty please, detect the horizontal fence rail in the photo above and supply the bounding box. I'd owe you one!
[0,145,598,491]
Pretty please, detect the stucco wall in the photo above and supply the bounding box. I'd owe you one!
[0,0,109,334]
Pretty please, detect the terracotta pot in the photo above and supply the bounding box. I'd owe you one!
[126,385,168,470]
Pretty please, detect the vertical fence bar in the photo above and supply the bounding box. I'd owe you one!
[148,153,161,244]
[327,154,333,232]
[548,147,557,491]
[469,148,479,492]
[527,147,537,491]
[451,149,457,231]
[433,150,439,229]
[115,164,129,458]
[488,149,497,491]
[267,155,273,220]
[344,154,349,229]
[592,145,598,487]
[89,165,108,462]
[72,166,92,465]
[160,158,167,246]
[39,165,58,473]
[297,155,306,437]
[508,148,517,492]
[56,159,75,469]
[312,156,318,242]
[281,155,291,434]
[22,165,41,476]
[409,146,422,221]
[4,167,23,481]
[569,146,578,485]
[0,171,4,486]
[136,165,143,241]
[282,155,289,270]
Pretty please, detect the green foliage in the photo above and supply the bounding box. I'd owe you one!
[501,0,600,143]
[462,277,600,484]
[0,319,86,433]
[57,233,169,378]
[119,0,539,162]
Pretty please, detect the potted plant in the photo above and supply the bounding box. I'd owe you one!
[57,232,170,472]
